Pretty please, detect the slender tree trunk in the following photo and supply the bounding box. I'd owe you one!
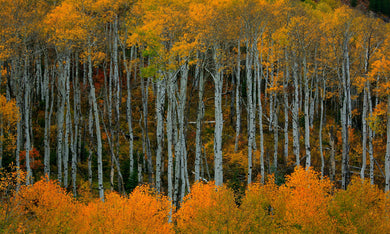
[304,57,311,169]
[246,40,255,184]
[341,37,351,189]
[24,55,32,185]
[0,120,3,169]
[255,44,265,184]
[329,126,336,181]
[235,40,241,152]
[72,52,80,196]
[361,86,368,180]
[14,58,22,189]
[44,54,53,178]
[367,85,375,184]
[292,59,300,168]
[195,53,205,181]
[140,63,153,184]
[88,48,104,200]
[167,73,174,199]
[283,49,289,165]
[123,45,135,177]
[174,85,181,204]
[213,46,224,186]
[178,62,189,199]
[88,105,93,188]
[112,18,121,192]
[155,76,165,192]
[64,54,71,188]
[57,56,65,185]
[385,94,390,192]
[319,78,325,179]
[273,104,279,171]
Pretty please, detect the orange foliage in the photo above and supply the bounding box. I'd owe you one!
[7,178,78,233]
[329,177,390,233]
[0,95,20,153]
[78,186,173,233]
[238,175,278,233]
[1,169,390,233]
[0,165,26,232]
[175,182,239,233]
[0,164,26,199]
[274,167,335,232]
[19,147,43,170]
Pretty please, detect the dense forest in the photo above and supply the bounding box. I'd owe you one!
[0,0,390,231]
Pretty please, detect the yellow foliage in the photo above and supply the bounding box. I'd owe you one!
[273,167,335,233]
[0,95,20,153]
[175,182,239,233]
[329,177,390,233]
[7,178,78,233]
[77,185,173,233]
[238,175,278,233]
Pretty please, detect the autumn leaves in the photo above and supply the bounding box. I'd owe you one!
[2,168,389,233]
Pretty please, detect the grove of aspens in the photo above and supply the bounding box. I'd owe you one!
[1,0,390,233]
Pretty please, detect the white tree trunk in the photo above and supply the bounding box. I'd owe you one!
[273,105,279,171]
[155,76,165,192]
[178,62,189,199]
[57,57,65,185]
[341,37,351,190]
[140,67,153,183]
[361,87,368,180]
[246,40,255,184]
[283,49,289,165]
[195,53,205,182]
[88,105,93,188]
[255,45,265,184]
[123,45,135,177]
[213,46,224,186]
[235,40,241,152]
[64,55,71,188]
[304,57,311,169]
[292,59,300,168]
[72,52,80,197]
[44,54,53,178]
[167,72,174,199]
[88,49,104,200]
[367,86,375,185]
[319,78,325,179]
[24,55,32,185]
[385,95,390,192]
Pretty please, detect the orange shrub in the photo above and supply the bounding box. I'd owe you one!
[77,185,173,233]
[8,178,77,233]
[272,167,335,233]
[0,165,26,232]
[174,182,239,233]
[329,177,390,233]
[238,175,278,233]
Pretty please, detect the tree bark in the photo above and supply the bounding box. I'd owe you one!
[155,75,165,192]
[246,40,255,184]
[235,40,241,152]
[385,95,390,191]
[195,53,205,182]
[213,46,224,186]
[304,56,311,169]
[292,59,300,168]
[88,48,104,201]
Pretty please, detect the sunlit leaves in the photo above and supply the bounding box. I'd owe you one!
[44,1,88,49]
[329,177,390,233]
[175,182,239,233]
[80,186,173,233]
[0,95,20,153]
[1,168,390,232]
